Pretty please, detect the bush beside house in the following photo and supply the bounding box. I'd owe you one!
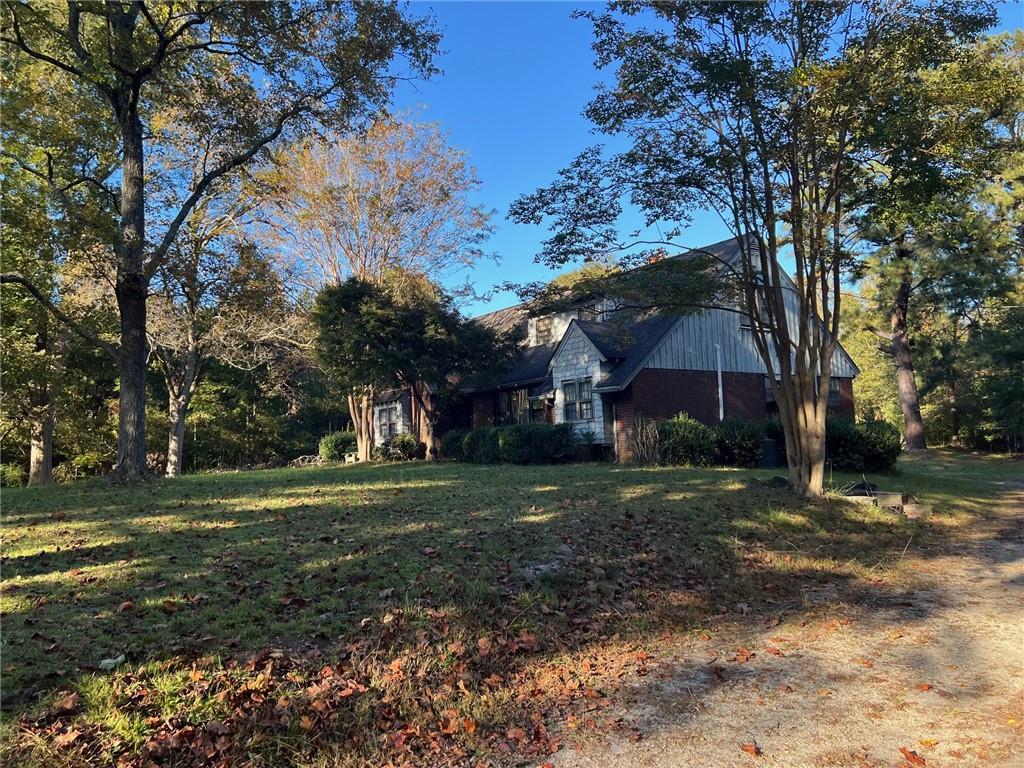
[319,431,357,462]
[449,424,579,464]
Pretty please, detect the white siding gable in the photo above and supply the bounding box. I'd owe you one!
[550,325,609,443]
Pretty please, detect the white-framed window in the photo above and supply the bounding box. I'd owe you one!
[563,378,593,421]
[377,405,398,437]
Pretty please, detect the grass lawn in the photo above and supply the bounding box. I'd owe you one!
[1,451,1019,767]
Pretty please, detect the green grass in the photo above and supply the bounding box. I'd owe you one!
[1,453,1018,767]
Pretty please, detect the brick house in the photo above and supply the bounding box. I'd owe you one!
[374,236,859,461]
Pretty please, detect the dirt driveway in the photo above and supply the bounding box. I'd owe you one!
[553,493,1024,768]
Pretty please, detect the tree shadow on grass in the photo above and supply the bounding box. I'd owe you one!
[0,462,1010,766]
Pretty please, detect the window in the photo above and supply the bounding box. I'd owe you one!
[378,405,398,437]
[577,303,600,322]
[497,389,530,426]
[827,377,841,404]
[535,316,552,345]
[563,378,593,421]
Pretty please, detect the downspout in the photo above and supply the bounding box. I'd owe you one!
[715,344,724,423]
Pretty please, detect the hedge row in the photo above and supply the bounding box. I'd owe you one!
[441,424,580,464]
[654,413,901,471]
[656,414,765,467]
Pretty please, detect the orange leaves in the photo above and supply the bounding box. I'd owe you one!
[740,741,763,757]
[899,746,927,766]
[732,647,755,663]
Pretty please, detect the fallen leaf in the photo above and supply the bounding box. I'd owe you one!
[52,692,81,715]
[116,600,134,614]
[299,715,315,731]
[161,599,178,614]
[899,746,927,766]
[919,739,938,748]
[478,636,493,656]
[740,742,763,757]
[54,729,81,748]
[916,683,934,691]
[734,647,754,663]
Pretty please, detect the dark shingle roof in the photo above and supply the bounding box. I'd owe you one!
[496,343,557,387]
[474,304,528,337]
[591,314,681,392]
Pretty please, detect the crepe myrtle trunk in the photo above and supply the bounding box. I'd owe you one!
[349,390,375,462]
[409,383,438,461]
[891,248,927,451]
[772,363,829,498]
[110,96,152,482]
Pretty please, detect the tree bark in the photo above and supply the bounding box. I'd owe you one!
[891,247,927,451]
[109,81,152,482]
[28,412,55,486]
[27,324,55,485]
[166,394,188,477]
[348,389,375,462]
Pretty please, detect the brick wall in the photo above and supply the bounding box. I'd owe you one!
[630,368,766,425]
[828,377,856,420]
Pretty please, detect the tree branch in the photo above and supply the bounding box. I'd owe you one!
[1,272,118,360]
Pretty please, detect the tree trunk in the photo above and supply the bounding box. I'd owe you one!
[166,395,187,477]
[348,389,375,462]
[409,383,438,461]
[28,412,54,486]
[27,324,55,485]
[164,350,200,478]
[110,84,152,482]
[775,371,828,498]
[891,248,927,451]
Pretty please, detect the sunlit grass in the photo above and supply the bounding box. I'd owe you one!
[1,453,1015,766]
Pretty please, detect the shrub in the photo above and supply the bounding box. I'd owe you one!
[377,432,420,462]
[462,427,499,464]
[658,412,716,466]
[439,429,468,462]
[715,418,765,467]
[459,424,579,464]
[856,419,902,471]
[826,418,901,472]
[1,463,25,487]
[319,431,357,462]
[497,424,535,464]
[825,418,864,471]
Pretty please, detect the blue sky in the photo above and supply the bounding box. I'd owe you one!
[392,1,1023,316]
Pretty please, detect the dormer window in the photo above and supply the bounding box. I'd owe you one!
[535,316,552,345]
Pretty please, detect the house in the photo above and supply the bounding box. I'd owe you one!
[374,236,859,461]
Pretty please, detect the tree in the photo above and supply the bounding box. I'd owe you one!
[1,2,438,480]
[149,194,302,476]
[852,32,1023,449]
[257,118,494,461]
[314,276,515,461]
[510,1,995,496]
